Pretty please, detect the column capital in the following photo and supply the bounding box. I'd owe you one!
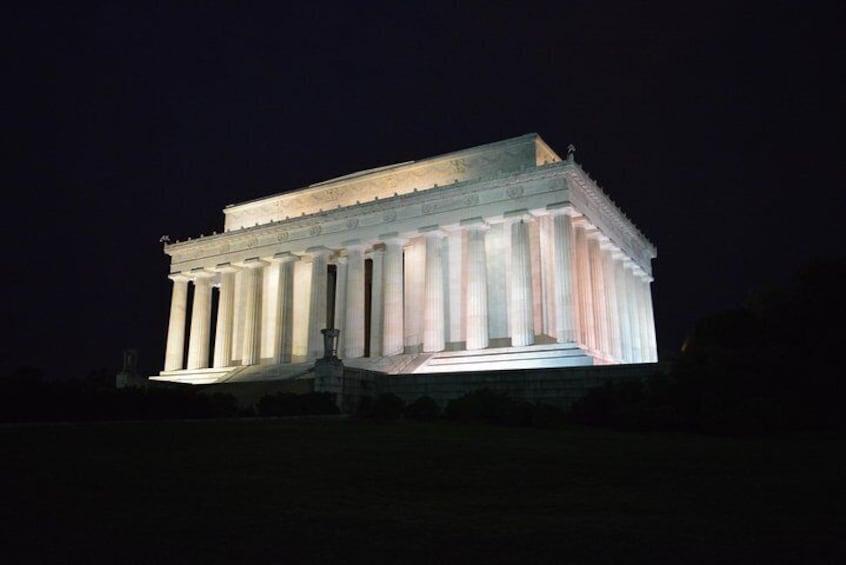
[189,267,215,280]
[168,272,190,283]
[304,246,333,258]
[212,262,239,273]
[341,239,369,251]
[378,232,408,246]
[459,217,488,230]
[599,238,619,252]
[546,202,578,216]
[611,250,628,261]
[572,216,595,230]
[418,225,446,238]
[234,257,268,269]
[623,259,644,276]
[270,251,299,264]
[503,208,533,224]
[585,228,604,240]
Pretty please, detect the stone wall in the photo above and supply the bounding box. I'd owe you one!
[373,363,668,410]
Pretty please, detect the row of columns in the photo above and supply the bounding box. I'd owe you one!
[163,211,657,372]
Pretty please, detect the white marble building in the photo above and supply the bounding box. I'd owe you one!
[152,134,657,385]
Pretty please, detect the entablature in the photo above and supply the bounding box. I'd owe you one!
[166,160,655,276]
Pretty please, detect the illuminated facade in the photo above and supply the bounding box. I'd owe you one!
[152,134,657,385]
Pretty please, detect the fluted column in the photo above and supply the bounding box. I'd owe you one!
[381,235,405,356]
[306,247,331,361]
[464,221,489,350]
[423,229,445,352]
[333,256,347,358]
[212,264,236,368]
[587,232,610,358]
[624,261,643,362]
[600,241,622,362]
[369,248,384,357]
[187,270,214,370]
[239,259,266,366]
[164,273,189,371]
[613,253,634,362]
[446,227,464,347]
[634,271,652,363]
[342,241,366,359]
[573,218,595,351]
[508,215,534,347]
[550,206,577,343]
[270,252,298,364]
[642,275,658,361]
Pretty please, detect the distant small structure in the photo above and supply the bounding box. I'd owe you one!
[116,349,146,388]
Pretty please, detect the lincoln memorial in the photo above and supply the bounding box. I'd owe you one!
[151,134,657,385]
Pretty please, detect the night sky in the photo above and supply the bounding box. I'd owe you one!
[5,1,843,379]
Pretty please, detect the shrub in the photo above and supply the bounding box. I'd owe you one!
[299,392,341,415]
[257,392,339,417]
[404,396,441,421]
[445,389,534,427]
[530,403,566,429]
[370,393,405,421]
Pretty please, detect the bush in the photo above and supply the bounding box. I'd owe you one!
[404,396,441,421]
[369,393,405,421]
[530,403,566,429]
[257,392,339,417]
[445,389,534,427]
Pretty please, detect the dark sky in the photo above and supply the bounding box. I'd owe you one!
[4,1,843,379]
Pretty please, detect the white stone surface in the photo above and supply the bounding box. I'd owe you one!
[343,243,366,358]
[464,222,488,350]
[157,135,658,383]
[508,216,534,347]
[164,274,189,372]
[187,272,213,370]
[212,267,235,368]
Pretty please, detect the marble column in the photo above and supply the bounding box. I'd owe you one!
[404,237,425,350]
[613,253,633,363]
[306,247,331,361]
[573,218,595,351]
[423,229,445,352]
[642,275,658,362]
[369,248,384,357]
[270,252,298,364]
[187,270,214,370]
[333,256,347,358]
[508,215,534,347]
[587,232,610,358]
[231,269,245,365]
[624,261,643,362]
[381,235,405,356]
[600,241,622,362]
[634,271,652,363]
[550,206,577,343]
[239,259,266,366]
[464,221,489,350]
[343,241,367,359]
[212,264,236,368]
[446,227,464,347]
[164,273,189,371]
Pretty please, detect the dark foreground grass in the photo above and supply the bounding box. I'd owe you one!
[1,419,843,564]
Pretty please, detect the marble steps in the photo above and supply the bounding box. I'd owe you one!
[413,342,593,374]
[224,362,314,383]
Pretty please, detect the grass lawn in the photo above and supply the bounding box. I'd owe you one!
[1,419,843,564]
